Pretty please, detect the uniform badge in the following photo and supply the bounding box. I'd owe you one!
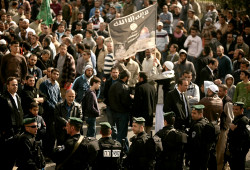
[192,131,196,138]
[58,145,65,151]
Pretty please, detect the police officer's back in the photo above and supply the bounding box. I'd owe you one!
[93,122,122,170]
[227,102,250,170]
[155,111,187,170]
[52,117,99,170]
[125,117,157,170]
[16,117,45,170]
[187,105,217,170]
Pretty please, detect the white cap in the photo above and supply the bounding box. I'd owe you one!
[208,84,219,93]
[0,39,6,45]
[163,61,174,70]
[23,19,29,24]
[84,64,93,72]
[157,22,163,26]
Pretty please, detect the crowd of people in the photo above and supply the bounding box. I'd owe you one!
[0,0,250,169]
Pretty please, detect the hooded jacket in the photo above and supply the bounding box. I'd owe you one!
[225,74,236,100]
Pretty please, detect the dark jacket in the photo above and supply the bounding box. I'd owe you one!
[54,100,82,144]
[103,78,118,106]
[28,66,43,82]
[223,41,236,59]
[31,45,43,57]
[0,53,28,84]
[108,80,131,113]
[52,134,98,170]
[20,84,46,116]
[126,131,155,170]
[133,81,156,126]
[53,52,76,87]
[16,132,43,170]
[163,88,191,130]
[188,117,210,170]
[199,66,217,86]
[82,89,100,118]
[196,55,211,85]
[0,92,24,138]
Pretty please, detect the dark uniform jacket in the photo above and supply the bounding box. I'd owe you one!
[227,114,250,170]
[52,134,98,170]
[16,131,43,170]
[126,131,155,170]
[93,137,122,170]
[163,88,191,130]
[188,117,210,170]
[155,125,186,170]
[133,81,156,126]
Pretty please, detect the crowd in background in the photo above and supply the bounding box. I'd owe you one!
[0,0,250,169]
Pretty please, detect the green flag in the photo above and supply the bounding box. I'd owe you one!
[36,0,53,26]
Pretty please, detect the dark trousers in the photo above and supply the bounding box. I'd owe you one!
[229,150,248,170]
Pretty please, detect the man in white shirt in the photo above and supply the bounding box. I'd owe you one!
[184,27,202,70]
[156,21,169,63]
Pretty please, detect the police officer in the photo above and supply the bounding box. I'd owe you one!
[187,105,210,170]
[125,117,156,170]
[93,122,123,170]
[52,117,99,170]
[155,111,187,170]
[227,102,250,170]
[16,117,45,170]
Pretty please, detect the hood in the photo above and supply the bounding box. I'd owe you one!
[225,74,234,86]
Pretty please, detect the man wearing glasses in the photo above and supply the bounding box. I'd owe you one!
[16,117,45,170]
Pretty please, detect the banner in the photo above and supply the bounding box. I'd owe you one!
[108,3,157,60]
[36,0,53,26]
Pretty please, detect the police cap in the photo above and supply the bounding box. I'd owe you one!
[233,102,244,107]
[23,117,37,125]
[100,122,111,129]
[69,117,83,126]
[163,111,175,118]
[133,117,145,124]
[192,104,205,110]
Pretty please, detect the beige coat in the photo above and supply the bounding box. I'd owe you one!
[93,45,108,72]
[125,59,140,87]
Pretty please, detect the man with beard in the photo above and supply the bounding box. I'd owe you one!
[30,34,43,57]
[36,67,59,89]
[142,49,161,80]
[169,25,187,51]
[232,59,249,85]
[233,70,250,118]
[133,72,156,134]
[216,45,233,83]
[103,67,119,139]
[232,49,245,71]
[182,71,200,107]
[27,54,42,83]
[199,84,223,170]
[223,33,236,59]
[109,70,131,152]
[72,65,94,103]
[217,84,234,170]
[21,75,46,116]
[40,68,62,158]
[71,12,87,32]
[174,49,196,83]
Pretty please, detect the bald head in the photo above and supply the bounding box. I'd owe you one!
[66,89,76,106]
